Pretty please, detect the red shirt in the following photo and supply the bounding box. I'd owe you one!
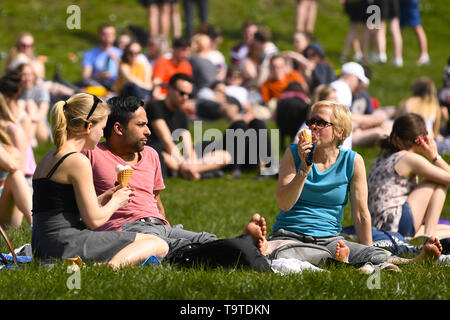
[153,57,192,94]
[260,70,304,103]
[83,143,166,231]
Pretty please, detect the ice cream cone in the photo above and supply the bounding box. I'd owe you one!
[117,168,133,187]
[299,128,312,143]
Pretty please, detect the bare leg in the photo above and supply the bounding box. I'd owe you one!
[341,23,360,59]
[148,4,160,37]
[243,213,268,255]
[192,150,231,173]
[407,181,446,237]
[171,3,182,38]
[414,25,429,64]
[295,0,306,32]
[377,21,387,62]
[414,25,428,55]
[335,240,350,263]
[160,3,171,38]
[305,0,318,35]
[388,236,442,264]
[390,18,403,64]
[108,233,169,269]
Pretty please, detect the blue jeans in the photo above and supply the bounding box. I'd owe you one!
[398,202,416,238]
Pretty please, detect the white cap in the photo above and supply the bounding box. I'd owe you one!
[342,62,370,85]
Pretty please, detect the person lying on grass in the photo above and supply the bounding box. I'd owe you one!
[368,112,450,239]
[32,93,169,269]
[82,95,268,257]
[266,100,442,266]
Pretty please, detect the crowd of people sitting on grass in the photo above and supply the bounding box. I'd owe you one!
[1,7,450,271]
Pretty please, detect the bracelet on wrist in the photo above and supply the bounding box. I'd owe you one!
[432,155,442,163]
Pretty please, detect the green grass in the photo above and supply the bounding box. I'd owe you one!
[1,0,450,301]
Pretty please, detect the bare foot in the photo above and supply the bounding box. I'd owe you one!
[243,213,268,255]
[416,236,442,262]
[335,240,350,263]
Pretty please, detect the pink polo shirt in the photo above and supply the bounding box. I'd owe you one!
[83,142,167,231]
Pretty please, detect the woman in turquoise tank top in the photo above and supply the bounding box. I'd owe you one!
[269,101,389,265]
[267,101,443,266]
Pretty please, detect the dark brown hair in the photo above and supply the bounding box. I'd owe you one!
[380,113,428,152]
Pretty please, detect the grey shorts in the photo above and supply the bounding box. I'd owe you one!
[122,221,218,253]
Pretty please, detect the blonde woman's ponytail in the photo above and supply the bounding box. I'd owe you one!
[51,100,68,150]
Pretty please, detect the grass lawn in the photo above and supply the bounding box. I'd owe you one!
[1,0,450,302]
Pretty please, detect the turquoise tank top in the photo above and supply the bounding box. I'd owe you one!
[273,143,356,237]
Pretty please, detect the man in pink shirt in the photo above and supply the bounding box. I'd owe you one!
[83,96,268,255]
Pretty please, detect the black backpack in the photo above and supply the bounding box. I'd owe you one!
[164,235,271,272]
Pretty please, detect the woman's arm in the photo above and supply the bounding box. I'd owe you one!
[68,154,132,230]
[349,154,373,246]
[276,143,311,212]
[7,125,28,173]
[397,135,450,185]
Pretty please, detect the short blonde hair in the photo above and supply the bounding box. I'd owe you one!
[51,93,109,150]
[310,100,351,146]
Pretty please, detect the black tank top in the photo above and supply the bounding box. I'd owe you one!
[32,152,79,215]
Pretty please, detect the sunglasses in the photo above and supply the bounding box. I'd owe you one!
[173,87,193,99]
[305,118,333,128]
[85,95,102,128]
[19,43,33,48]
[127,51,140,56]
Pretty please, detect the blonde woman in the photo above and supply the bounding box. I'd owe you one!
[269,100,442,265]
[0,129,32,228]
[395,77,442,139]
[31,93,168,268]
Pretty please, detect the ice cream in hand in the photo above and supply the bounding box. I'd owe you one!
[115,164,133,187]
[299,129,316,166]
[299,128,312,143]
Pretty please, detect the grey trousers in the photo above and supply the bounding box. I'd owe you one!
[268,229,389,265]
[122,221,218,253]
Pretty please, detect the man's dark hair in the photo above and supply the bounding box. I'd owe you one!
[104,96,144,139]
[168,73,194,88]
[172,37,191,48]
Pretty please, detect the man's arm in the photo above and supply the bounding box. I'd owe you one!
[154,190,165,218]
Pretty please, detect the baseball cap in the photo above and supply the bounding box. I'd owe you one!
[304,43,325,58]
[342,62,370,85]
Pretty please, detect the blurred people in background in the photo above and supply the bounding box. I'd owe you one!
[81,24,122,90]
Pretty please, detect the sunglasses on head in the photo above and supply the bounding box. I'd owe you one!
[305,118,333,128]
[85,95,102,128]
